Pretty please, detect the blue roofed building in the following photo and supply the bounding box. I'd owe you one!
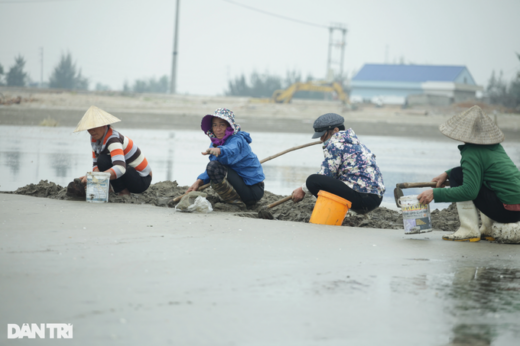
[350,64,483,105]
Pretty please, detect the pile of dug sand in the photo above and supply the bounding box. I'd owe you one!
[7,180,461,232]
[341,203,460,232]
[6,179,306,211]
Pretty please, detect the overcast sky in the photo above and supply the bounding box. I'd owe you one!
[1,0,519,95]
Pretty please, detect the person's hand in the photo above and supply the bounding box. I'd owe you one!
[79,176,87,185]
[418,189,434,205]
[432,172,448,188]
[202,148,221,157]
[292,187,305,203]
[186,179,203,193]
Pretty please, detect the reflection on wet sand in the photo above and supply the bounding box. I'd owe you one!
[448,266,520,314]
[49,153,71,178]
[388,265,520,345]
[4,151,21,176]
[447,324,494,346]
[444,266,520,345]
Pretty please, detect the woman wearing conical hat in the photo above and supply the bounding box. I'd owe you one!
[418,106,520,242]
[67,106,152,197]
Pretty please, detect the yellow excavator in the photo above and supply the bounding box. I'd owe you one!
[253,81,350,104]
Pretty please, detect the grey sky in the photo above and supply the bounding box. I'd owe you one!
[1,0,519,95]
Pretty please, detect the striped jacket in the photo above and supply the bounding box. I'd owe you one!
[91,127,151,178]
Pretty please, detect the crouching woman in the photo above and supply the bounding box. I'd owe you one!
[418,105,520,242]
[292,113,385,214]
[187,108,265,206]
[67,106,152,197]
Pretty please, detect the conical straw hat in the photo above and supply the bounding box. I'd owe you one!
[439,105,504,145]
[73,106,121,132]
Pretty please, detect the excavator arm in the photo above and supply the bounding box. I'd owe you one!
[271,81,349,104]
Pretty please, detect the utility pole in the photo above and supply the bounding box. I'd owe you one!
[326,27,332,81]
[339,28,346,78]
[170,0,180,94]
[326,23,347,82]
[40,47,43,88]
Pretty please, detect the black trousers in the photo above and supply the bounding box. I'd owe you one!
[97,154,152,194]
[449,167,520,223]
[306,174,382,214]
[206,161,264,205]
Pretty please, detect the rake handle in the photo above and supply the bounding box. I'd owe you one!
[267,196,292,209]
[397,181,450,189]
[171,141,322,204]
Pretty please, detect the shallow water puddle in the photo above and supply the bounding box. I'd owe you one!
[1,125,519,211]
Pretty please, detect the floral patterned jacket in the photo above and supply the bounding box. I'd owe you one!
[318,129,385,196]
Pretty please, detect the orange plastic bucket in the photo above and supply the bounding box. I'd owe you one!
[309,190,352,226]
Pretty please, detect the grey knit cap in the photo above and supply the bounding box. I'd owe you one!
[311,113,345,139]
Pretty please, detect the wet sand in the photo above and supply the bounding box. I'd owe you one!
[2,89,520,344]
[1,193,519,345]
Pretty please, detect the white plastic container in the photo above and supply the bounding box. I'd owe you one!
[398,195,433,234]
[86,172,111,203]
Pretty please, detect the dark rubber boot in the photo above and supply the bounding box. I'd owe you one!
[210,177,246,208]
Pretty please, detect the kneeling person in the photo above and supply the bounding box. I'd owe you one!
[292,113,385,214]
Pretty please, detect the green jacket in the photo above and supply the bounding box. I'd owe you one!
[434,143,520,204]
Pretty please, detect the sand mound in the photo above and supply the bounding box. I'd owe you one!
[11,180,69,199]
[6,180,462,232]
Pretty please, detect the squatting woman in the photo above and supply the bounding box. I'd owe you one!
[67,106,152,197]
[292,113,385,214]
[187,108,265,206]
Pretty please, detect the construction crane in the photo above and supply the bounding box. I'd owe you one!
[254,81,350,105]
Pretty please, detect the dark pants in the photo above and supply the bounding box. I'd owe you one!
[306,174,382,214]
[97,154,152,194]
[449,167,520,223]
[206,161,264,205]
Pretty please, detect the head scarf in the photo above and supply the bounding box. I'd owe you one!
[201,108,241,146]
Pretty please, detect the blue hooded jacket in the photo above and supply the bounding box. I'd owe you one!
[197,131,265,185]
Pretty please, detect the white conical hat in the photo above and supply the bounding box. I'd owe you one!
[73,106,121,132]
[439,105,504,145]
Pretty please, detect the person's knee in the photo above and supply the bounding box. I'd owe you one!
[96,154,112,171]
[306,174,320,187]
[207,161,227,182]
[449,167,464,186]
[305,174,321,195]
[206,160,222,171]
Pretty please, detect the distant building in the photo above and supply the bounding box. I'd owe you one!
[350,64,483,105]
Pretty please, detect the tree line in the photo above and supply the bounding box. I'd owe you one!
[225,70,332,100]
[0,52,169,93]
[486,53,520,111]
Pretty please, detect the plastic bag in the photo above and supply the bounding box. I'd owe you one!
[175,191,213,213]
[187,196,213,213]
